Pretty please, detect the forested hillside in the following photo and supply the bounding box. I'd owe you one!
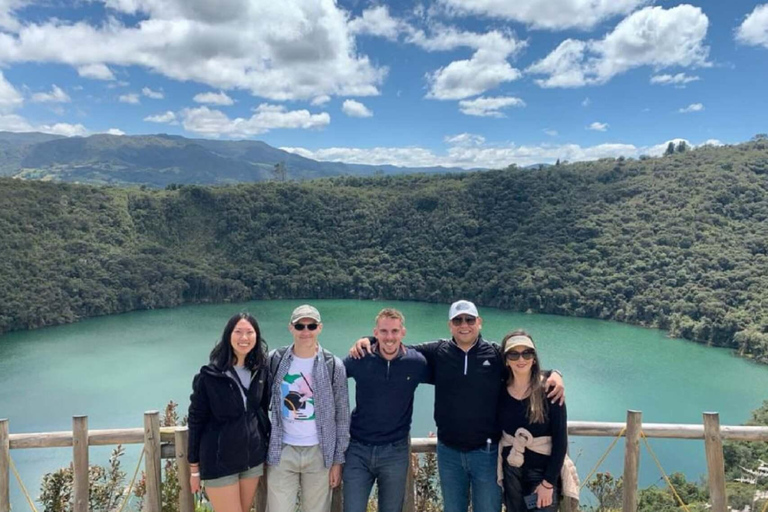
[2,140,768,361]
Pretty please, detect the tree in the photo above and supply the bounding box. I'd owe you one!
[664,142,676,156]
[676,141,689,153]
[272,161,287,181]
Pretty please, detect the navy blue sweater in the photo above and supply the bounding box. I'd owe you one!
[344,345,429,445]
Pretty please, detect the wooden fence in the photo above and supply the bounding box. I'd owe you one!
[2,410,768,512]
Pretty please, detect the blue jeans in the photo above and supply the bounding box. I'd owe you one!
[342,438,410,512]
[437,440,502,512]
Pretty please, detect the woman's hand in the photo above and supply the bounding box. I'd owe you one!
[534,481,554,509]
[190,467,201,493]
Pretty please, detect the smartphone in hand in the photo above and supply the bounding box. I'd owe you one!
[524,493,538,510]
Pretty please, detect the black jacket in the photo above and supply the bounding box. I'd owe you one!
[187,363,271,480]
[415,336,506,451]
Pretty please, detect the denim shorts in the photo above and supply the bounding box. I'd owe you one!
[203,464,264,488]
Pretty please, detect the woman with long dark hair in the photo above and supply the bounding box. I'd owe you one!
[188,313,271,512]
[498,330,568,512]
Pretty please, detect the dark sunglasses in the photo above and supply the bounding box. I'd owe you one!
[506,349,535,361]
[451,316,477,326]
[293,323,319,331]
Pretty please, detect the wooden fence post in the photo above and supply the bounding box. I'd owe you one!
[144,411,162,512]
[703,412,727,512]
[622,410,642,512]
[72,416,89,512]
[403,440,415,512]
[0,419,9,512]
[175,427,194,512]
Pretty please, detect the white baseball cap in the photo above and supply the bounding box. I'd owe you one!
[448,300,479,320]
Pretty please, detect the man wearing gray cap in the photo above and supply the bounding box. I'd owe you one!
[267,304,350,512]
[351,300,563,512]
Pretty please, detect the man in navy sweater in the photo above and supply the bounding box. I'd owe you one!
[350,300,565,512]
[342,308,429,512]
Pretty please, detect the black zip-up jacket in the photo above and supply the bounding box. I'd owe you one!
[187,363,271,480]
[415,336,506,451]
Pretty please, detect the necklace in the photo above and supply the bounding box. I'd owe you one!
[508,384,530,400]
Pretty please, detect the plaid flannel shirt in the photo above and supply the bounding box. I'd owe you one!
[267,344,350,468]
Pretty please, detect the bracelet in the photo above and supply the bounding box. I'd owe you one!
[540,482,553,489]
[551,369,563,377]
[191,472,200,477]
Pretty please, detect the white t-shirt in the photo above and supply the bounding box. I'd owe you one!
[280,355,319,446]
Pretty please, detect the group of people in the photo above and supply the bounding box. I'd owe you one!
[187,300,575,512]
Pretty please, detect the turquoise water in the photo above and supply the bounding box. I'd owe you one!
[1,299,767,507]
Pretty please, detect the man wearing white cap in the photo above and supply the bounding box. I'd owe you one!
[267,304,350,512]
[351,300,563,512]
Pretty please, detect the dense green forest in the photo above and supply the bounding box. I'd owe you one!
[2,139,768,361]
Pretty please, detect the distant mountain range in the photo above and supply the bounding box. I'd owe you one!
[0,132,481,187]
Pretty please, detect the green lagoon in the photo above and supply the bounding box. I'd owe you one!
[2,299,767,507]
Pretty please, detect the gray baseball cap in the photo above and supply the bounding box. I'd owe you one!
[290,304,321,324]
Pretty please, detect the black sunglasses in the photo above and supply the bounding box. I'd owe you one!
[293,323,319,331]
[451,316,477,326]
[506,349,535,361]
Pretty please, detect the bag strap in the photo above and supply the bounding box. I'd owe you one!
[269,346,335,385]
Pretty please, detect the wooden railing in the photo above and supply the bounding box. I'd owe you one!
[2,410,768,512]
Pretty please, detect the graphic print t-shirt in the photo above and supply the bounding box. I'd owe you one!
[281,355,319,446]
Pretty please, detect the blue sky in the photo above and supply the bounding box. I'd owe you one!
[0,0,767,168]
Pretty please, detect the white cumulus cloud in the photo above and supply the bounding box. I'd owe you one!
[416,28,524,100]
[436,0,650,30]
[587,122,608,131]
[0,71,93,135]
[282,135,724,169]
[119,93,140,104]
[679,103,704,113]
[528,5,710,88]
[0,0,386,101]
[458,96,525,117]
[650,73,700,86]
[37,122,88,137]
[444,133,486,147]
[427,55,521,100]
[0,71,24,112]
[142,87,164,99]
[282,139,640,169]
[341,99,373,118]
[311,95,331,106]
[544,129,558,136]
[193,91,234,105]
[77,63,115,80]
[736,4,768,48]
[348,5,404,41]
[0,113,33,131]
[180,104,330,137]
[31,84,71,103]
[144,111,177,123]
[106,128,125,135]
